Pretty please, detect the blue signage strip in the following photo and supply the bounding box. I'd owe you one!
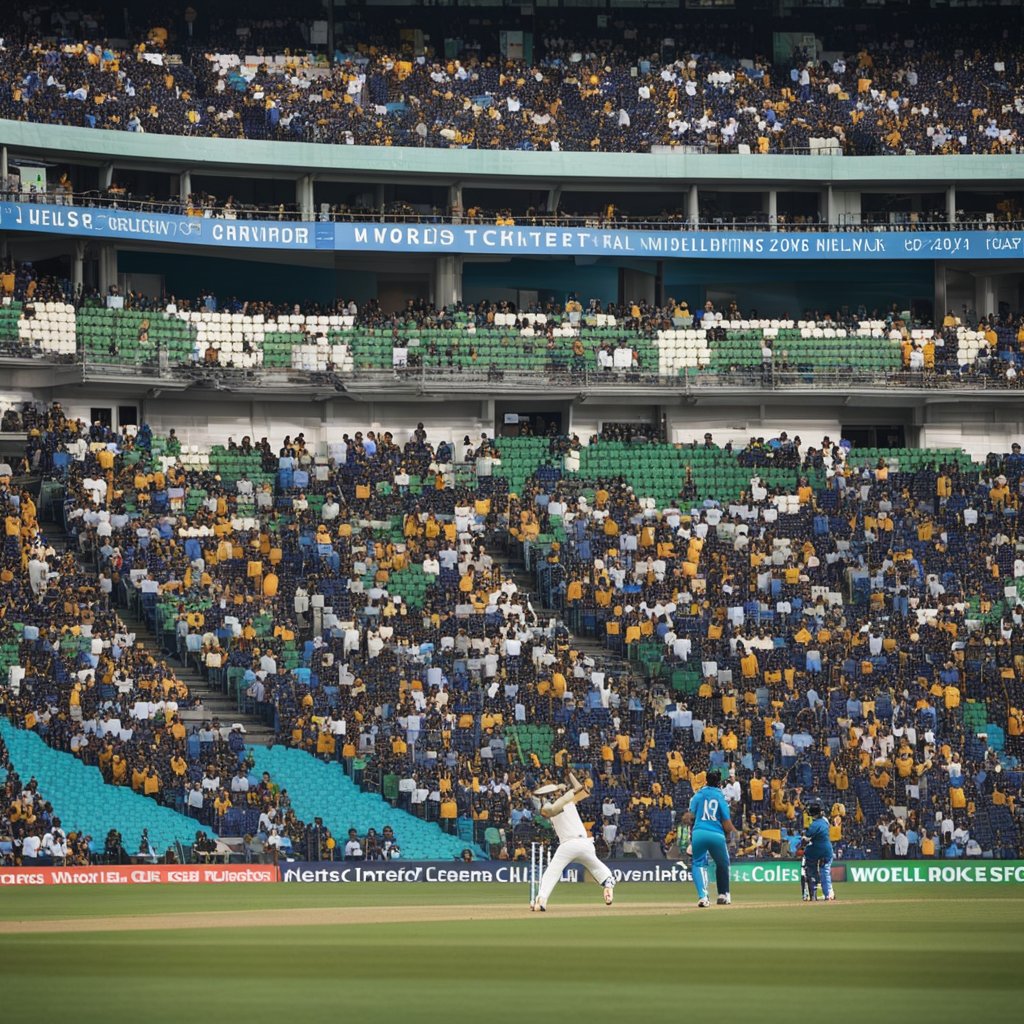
[1,201,1020,259]
[0,202,316,249]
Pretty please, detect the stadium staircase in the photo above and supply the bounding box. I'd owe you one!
[117,603,276,747]
[485,536,639,690]
[0,719,210,853]
[42,526,276,747]
[248,745,478,860]
[41,510,488,858]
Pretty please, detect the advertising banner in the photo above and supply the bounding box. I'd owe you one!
[0,864,279,886]
[841,861,1024,883]
[277,860,806,884]
[0,201,1020,260]
[2,859,1020,886]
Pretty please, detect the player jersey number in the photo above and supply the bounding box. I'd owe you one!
[701,799,719,821]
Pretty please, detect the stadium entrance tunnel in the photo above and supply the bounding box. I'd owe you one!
[495,402,567,438]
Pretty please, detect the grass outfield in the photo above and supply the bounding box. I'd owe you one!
[1,883,1021,1024]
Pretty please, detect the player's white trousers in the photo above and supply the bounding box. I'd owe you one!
[536,837,614,905]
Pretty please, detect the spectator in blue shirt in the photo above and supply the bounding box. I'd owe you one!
[800,802,835,901]
[683,769,738,908]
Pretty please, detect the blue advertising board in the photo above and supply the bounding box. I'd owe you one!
[2,201,1021,260]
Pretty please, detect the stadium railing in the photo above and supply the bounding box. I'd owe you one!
[4,189,1023,233]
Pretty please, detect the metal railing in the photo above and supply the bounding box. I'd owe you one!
[0,331,1012,395]
[343,364,1024,393]
[65,354,1024,394]
[4,189,1024,233]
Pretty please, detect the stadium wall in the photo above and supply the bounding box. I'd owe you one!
[6,389,1023,460]
[116,251,342,306]
[4,121,1023,186]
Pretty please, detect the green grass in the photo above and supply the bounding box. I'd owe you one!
[1,884,1021,1024]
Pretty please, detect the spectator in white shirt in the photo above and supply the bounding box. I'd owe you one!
[344,829,364,859]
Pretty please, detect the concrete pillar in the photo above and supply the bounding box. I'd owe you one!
[72,240,86,295]
[825,185,837,228]
[98,243,118,296]
[296,174,314,220]
[100,163,114,190]
[545,186,561,215]
[480,399,495,437]
[946,184,957,226]
[688,185,700,226]
[449,183,463,221]
[0,145,7,189]
[179,169,191,201]
[974,274,996,321]
[434,255,462,308]
[767,189,778,230]
[933,261,947,323]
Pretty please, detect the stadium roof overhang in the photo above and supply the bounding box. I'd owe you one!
[4,121,1024,191]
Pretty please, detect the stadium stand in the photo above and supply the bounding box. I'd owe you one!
[2,408,1020,867]
[0,719,211,858]
[2,18,1024,154]
[250,745,471,860]
[2,2,1024,877]
[2,276,1022,387]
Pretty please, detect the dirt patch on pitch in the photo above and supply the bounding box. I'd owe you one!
[0,899,862,935]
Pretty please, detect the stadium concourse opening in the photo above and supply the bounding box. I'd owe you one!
[839,425,907,450]
[74,251,950,319]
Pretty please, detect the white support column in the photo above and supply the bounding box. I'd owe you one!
[481,399,495,436]
[100,163,114,190]
[0,145,8,189]
[946,184,957,226]
[297,174,314,220]
[545,186,561,214]
[688,185,699,227]
[449,183,463,222]
[434,255,462,308]
[825,185,836,228]
[179,169,192,201]
[767,189,778,231]
[98,243,118,296]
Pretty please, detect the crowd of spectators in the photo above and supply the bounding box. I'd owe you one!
[5,270,1024,388]
[1,16,1023,154]
[0,405,1017,864]
[0,412,328,862]
[512,430,1023,859]
[0,735,91,865]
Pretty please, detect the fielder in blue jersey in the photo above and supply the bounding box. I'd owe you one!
[682,769,738,907]
[800,802,835,901]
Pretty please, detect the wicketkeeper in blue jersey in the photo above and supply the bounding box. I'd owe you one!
[682,769,739,907]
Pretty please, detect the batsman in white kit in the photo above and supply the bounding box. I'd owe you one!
[530,772,616,912]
